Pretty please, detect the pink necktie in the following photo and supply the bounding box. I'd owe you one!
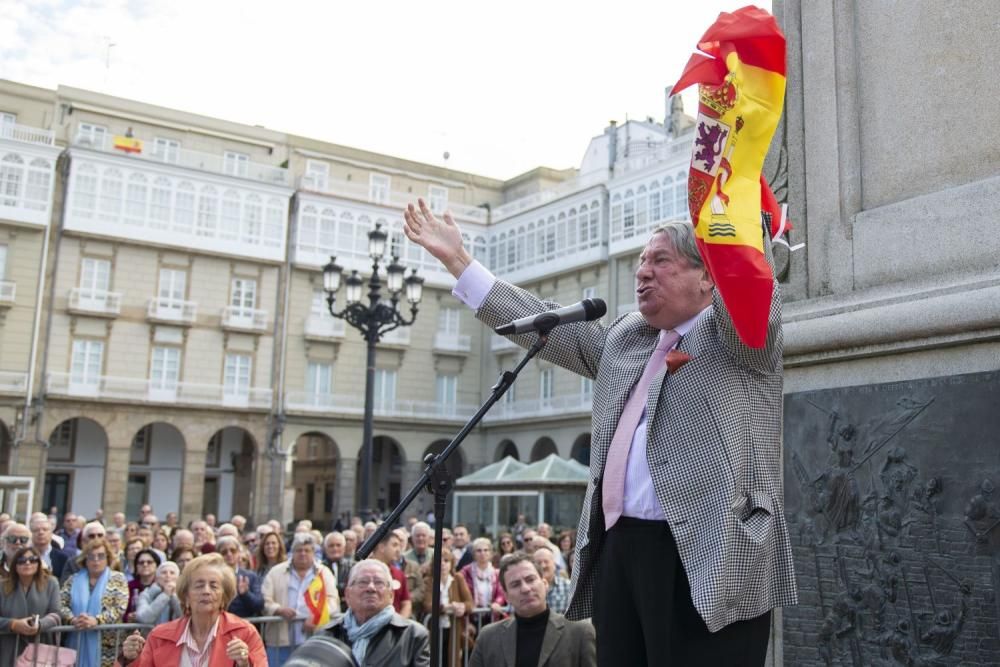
[602,329,680,530]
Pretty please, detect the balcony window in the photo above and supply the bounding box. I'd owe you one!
[223,353,251,399]
[221,190,241,241]
[70,339,103,392]
[153,138,180,163]
[428,185,448,213]
[540,368,554,403]
[674,171,687,218]
[0,244,6,278]
[305,160,329,191]
[150,346,180,398]
[306,362,332,397]
[373,368,396,411]
[223,151,249,178]
[0,112,14,126]
[369,174,390,205]
[76,123,108,150]
[436,374,457,408]
[78,257,111,309]
[581,377,593,401]
[439,308,460,335]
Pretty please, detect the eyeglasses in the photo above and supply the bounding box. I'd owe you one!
[86,553,108,562]
[5,536,29,545]
[350,578,389,590]
[85,533,105,540]
[137,559,156,566]
[16,556,40,565]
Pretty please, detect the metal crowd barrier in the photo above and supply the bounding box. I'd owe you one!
[5,609,509,666]
[425,606,510,667]
[3,615,307,666]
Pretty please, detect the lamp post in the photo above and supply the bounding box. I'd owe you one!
[322,223,424,517]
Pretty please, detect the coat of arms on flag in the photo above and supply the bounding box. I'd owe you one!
[670,5,790,348]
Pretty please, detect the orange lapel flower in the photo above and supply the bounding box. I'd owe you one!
[665,350,692,374]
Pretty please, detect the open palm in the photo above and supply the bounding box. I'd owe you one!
[403,198,471,278]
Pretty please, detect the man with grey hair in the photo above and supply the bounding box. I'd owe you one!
[58,520,106,583]
[217,534,264,618]
[403,521,434,567]
[291,558,430,667]
[30,515,71,577]
[263,531,340,664]
[322,531,353,607]
[405,202,797,665]
[1,522,31,575]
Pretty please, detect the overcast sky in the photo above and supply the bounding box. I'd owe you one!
[1,0,770,180]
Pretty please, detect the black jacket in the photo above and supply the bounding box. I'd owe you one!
[304,612,430,667]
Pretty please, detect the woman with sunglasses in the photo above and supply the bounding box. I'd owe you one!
[125,549,161,622]
[491,532,516,567]
[0,546,61,665]
[59,537,128,667]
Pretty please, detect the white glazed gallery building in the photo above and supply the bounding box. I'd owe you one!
[0,78,701,532]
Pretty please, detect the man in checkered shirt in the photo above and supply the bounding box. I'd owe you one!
[533,546,571,615]
[404,200,797,666]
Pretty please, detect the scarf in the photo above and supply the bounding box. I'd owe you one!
[343,605,395,666]
[473,564,494,607]
[70,567,110,667]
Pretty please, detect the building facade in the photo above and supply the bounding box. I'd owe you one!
[0,77,695,531]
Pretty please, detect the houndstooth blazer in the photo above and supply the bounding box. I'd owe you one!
[475,264,798,633]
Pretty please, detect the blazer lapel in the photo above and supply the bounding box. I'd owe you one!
[536,614,565,667]
[500,618,517,667]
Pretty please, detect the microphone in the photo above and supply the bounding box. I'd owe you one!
[495,298,607,336]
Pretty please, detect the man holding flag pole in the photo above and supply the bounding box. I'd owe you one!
[403,6,797,665]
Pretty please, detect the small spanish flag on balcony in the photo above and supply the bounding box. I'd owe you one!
[670,5,787,349]
[112,135,143,154]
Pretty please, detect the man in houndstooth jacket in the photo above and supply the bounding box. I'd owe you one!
[404,199,797,666]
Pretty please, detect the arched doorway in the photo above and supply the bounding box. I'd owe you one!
[531,437,557,462]
[423,440,465,479]
[571,433,591,466]
[43,418,107,519]
[495,440,519,461]
[205,427,256,521]
[126,423,185,520]
[292,432,339,525]
[356,436,404,513]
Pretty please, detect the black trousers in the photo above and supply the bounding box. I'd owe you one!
[593,517,771,667]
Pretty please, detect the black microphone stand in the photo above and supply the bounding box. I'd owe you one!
[355,330,552,667]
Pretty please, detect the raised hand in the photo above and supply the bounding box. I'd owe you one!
[403,198,472,278]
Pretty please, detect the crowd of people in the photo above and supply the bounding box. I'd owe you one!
[0,507,594,666]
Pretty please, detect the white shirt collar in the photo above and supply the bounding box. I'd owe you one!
[660,304,711,344]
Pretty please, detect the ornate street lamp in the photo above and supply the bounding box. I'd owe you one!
[322,223,424,515]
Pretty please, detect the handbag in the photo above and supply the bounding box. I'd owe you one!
[16,643,78,667]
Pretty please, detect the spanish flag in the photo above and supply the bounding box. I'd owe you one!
[304,575,331,627]
[670,6,787,348]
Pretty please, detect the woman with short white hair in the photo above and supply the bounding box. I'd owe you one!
[134,561,181,625]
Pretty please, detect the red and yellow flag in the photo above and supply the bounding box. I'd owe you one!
[304,575,331,626]
[670,6,787,348]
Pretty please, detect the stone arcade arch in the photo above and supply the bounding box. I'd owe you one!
[42,417,107,518]
[125,422,185,520]
[357,436,404,513]
[204,427,257,521]
[495,440,519,462]
[292,432,340,525]
[571,433,591,466]
[531,437,557,462]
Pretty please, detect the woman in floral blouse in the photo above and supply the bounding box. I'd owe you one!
[59,537,129,667]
